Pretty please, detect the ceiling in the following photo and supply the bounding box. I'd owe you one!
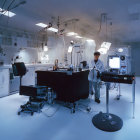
[0,0,140,44]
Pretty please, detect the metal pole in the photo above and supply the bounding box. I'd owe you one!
[71,52,72,65]
[132,78,135,119]
[106,82,109,115]
[77,52,78,67]
[20,76,22,87]
[119,83,121,97]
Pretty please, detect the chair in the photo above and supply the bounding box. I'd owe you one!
[12,62,49,116]
[12,62,26,87]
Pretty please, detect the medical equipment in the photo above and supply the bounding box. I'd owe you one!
[108,55,128,74]
[12,62,55,116]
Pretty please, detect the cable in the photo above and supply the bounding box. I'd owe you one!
[0,0,15,25]
[0,0,26,18]
[7,0,16,11]
[98,14,103,34]
[9,0,26,11]
[0,0,16,19]
[1,0,7,9]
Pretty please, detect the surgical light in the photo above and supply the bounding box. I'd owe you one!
[0,8,16,17]
[47,27,58,32]
[36,23,48,28]
[67,32,78,36]
[70,40,74,45]
[68,46,73,53]
[101,42,111,50]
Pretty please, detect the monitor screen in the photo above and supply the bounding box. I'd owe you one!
[109,57,120,69]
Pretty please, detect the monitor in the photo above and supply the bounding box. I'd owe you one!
[109,56,120,69]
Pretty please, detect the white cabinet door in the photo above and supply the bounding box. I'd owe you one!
[22,67,35,86]
[0,69,9,97]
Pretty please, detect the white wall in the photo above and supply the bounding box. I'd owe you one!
[0,27,42,64]
[46,36,96,67]
[131,46,140,76]
[47,36,65,64]
[0,44,39,65]
[82,40,96,64]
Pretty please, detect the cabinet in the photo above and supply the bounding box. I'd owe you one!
[0,69,9,97]
[0,64,53,98]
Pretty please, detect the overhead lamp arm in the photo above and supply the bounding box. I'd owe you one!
[9,0,26,11]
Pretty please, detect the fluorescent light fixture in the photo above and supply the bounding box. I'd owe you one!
[86,39,96,46]
[68,46,73,53]
[109,57,120,69]
[36,23,58,32]
[75,35,82,39]
[36,23,48,28]
[44,46,48,51]
[101,42,111,50]
[98,48,108,54]
[0,8,16,17]
[118,48,123,53]
[86,39,94,42]
[48,27,58,32]
[67,32,78,36]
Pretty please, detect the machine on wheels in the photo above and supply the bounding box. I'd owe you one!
[12,62,55,116]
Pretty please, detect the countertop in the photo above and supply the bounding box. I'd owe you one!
[36,69,89,75]
[0,63,53,69]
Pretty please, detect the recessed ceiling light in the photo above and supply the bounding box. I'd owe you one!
[67,32,78,36]
[75,36,82,39]
[48,27,58,32]
[36,23,48,28]
[0,8,16,17]
[86,39,94,42]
